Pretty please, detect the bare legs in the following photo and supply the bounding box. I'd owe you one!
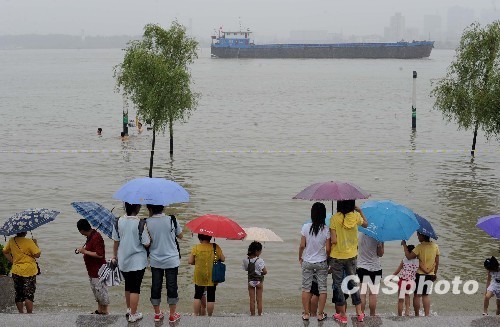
[248,283,264,315]
[397,295,411,316]
[15,300,33,314]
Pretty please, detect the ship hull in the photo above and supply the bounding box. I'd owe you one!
[211,43,433,59]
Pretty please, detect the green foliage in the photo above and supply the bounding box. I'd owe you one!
[0,244,12,275]
[114,21,199,149]
[431,21,500,147]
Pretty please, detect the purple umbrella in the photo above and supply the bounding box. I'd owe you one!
[293,181,371,212]
[476,215,500,239]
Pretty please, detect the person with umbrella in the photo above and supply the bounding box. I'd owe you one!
[75,219,109,315]
[330,200,368,323]
[2,232,41,314]
[188,233,225,316]
[146,204,183,323]
[299,202,331,322]
[111,202,151,323]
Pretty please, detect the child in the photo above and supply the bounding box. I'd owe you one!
[483,256,500,315]
[393,244,419,316]
[242,241,267,316]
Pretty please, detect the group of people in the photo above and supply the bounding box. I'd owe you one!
[2,199,499,321]
[77,202,267,323]
[299,200,441,323]
[0,201,268,322]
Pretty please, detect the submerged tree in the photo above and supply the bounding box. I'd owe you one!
[431,21,500,157]
[114,22,199,176]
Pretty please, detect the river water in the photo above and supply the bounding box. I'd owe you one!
[0,48,499,315]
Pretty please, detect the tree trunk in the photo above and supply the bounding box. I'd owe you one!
[149,128,156,177]
[169,116,174,155]
[471,122,478,157]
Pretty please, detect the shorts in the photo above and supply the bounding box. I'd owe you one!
[194,285,216,302]
[356,267,382,284]
[12,274,36,303]
[415,274,436,296]
[89,278,110,305]
[486,283,500,300]
[122,269,145,294]
[301,260,328,294]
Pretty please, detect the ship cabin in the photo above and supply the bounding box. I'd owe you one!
[212,30,254,47]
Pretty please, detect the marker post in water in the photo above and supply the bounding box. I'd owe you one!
[412,71,417,129]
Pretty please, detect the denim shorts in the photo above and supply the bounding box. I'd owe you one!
[302,260,328,294]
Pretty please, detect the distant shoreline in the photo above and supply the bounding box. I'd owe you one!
[0,34,456,50]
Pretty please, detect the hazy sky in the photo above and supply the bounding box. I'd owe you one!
[0,0,495,37]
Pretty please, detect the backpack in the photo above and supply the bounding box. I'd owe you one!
[171,215,181,259]
[114,217,147,244]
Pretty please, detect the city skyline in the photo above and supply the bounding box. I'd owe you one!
[0,0,498,40]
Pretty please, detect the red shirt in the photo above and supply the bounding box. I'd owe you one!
[83,230,106,278]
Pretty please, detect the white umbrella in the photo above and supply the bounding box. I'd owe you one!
[243,227,283,242]
[98,260,124,286]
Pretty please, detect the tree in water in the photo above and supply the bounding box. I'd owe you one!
[114,22,199,176]
[431,21,500,157]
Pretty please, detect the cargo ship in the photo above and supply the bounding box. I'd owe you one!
[211,30,434,59]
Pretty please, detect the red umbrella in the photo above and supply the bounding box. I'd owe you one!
[186,214,247,240]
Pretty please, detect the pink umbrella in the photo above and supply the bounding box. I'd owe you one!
[293,181,371,212]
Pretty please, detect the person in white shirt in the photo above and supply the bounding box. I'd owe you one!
[299,202,331,322]
[357,233,384,316]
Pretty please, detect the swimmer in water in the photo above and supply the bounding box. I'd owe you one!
[97,128,102,136]
[137,122,144,134]
[120,132,129,141]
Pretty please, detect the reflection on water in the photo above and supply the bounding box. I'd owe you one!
[0,49,499,315]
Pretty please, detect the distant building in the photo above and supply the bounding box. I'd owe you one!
[423,15,442,41]
[384,13,405,41]
[446,6,475,43]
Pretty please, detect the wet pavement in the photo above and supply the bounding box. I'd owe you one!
[0,313,499,327]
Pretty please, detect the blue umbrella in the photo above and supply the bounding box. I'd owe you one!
[71,202,116,239]
[0,208,60,236]
[414,213,438,240]
[113,177,189,206]
[358,200,419,242]
[476,215,500,239]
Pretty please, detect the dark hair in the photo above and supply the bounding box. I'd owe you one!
[484,256,499,271]
[417,232,431,242]
[310,202,326,236]
[247,241,263,256]
[77,219,92,232]
[16,232,27,237]
[337,200,355,215]
[147,204,164,215]
[97,128,102,132]
[124,202,141,216]
[121,132,125,137]
[198,234,212,242]
[407,244,415,253]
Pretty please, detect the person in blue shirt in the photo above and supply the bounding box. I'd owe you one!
[111,202,150,323]
[146,204,183,323]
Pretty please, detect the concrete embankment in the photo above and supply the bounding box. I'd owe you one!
[0,313,499,327]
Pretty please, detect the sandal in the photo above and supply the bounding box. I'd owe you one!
[317,312,327,321]
[302,312,310,321]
